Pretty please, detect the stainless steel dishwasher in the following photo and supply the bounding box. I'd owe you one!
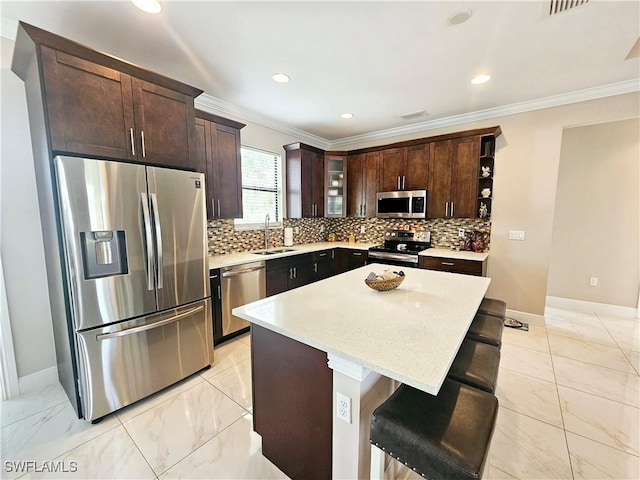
[220,261,266,339]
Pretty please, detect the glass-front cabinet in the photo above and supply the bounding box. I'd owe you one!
[324,154,347,217]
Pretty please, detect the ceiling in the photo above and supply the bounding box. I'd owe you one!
[1,1,639,147]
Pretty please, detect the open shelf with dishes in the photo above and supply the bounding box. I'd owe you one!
[477,136,496,219]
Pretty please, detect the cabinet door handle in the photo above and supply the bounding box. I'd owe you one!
[293,267,297,278]
[217,199,221,217]
[397,176,401,190]
[445,202,449,217]
[313,262,318,273]
[289,268,293,279]
[442,262,455,266]
[217,285,221,299]
[129,128,136,156]
[319,252,327,257]
[210,199,215,216]
[352,252,362,256]
[140,130,146,158]
[402,176,406,189]
[451,202,454,217]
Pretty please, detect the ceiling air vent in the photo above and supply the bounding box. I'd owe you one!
[549,0,589,16]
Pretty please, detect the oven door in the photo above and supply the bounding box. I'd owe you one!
[367,250,419,268]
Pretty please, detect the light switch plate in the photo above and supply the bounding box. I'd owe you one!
[508,230,525,241]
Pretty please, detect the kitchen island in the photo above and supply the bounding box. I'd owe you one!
[234,264,490,479]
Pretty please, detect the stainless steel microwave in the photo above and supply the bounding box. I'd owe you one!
[376,190,427,218]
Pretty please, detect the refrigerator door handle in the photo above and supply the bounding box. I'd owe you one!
[150,193,163,289]
[140,192,154,291]
[95,305,204,341]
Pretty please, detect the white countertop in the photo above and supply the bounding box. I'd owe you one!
[208,242,374,270]
[234,264,490,395]
[419,248,489,261]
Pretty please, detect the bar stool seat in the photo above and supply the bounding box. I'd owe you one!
[466,313,504,348]
[370,379,498,480]
[448,339,501,393]
[478,298,507,319]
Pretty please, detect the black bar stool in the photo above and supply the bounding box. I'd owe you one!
[466,313,504,348]
[370,379,498,480]
[478,297,507,319]
[448,339,501,393]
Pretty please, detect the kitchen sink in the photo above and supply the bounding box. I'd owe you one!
[252,248,297,255]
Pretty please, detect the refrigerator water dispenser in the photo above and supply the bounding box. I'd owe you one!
[80,230,128,279]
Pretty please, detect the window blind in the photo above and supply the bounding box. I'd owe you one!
[235,147,282,226]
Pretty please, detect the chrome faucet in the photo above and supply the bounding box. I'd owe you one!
[264,213,270,250]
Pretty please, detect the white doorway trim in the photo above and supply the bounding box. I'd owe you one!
[0,254,19,400]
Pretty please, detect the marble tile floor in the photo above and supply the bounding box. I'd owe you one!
[1,308,639,479]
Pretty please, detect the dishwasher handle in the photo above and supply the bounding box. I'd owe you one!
[222,265,265,277]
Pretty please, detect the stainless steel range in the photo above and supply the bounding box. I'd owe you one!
[368,229,432,267]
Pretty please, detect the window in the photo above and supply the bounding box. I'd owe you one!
[234,146,283,229]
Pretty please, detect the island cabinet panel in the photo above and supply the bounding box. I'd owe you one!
[252,325,333,479]
[195,110,245,219]
[378,144,429,192]
[285,143,324,218]
[347,151,380,217]
[419,256,486,276]
[40,46,198,170]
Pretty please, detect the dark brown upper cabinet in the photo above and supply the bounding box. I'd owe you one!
[12,22,202,170]
[347,151,380,217]
[378,144,429,191]
[428,136,481,218]
[195,110,245,220]
[285,143,324,218]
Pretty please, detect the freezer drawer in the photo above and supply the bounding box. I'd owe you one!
[76,299,213,421]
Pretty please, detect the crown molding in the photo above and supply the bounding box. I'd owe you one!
[329,78,640,150]
[1,18,18,40]
[195,93,332,150]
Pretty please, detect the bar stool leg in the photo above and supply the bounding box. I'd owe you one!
[370,443,386,480]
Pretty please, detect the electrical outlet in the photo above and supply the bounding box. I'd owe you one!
[590,277,598,287]
[508,230,526,241]
[320,224,325,233]
[458,228,465,237]
[294,226,299,234]
[360,225,366,234]
[336,392,351,424]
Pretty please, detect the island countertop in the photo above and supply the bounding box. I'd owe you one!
[234,263,490,395]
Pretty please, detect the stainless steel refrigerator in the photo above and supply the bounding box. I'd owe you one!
[51,156,212,421]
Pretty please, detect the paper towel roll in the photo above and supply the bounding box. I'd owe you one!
[284,227,294,247]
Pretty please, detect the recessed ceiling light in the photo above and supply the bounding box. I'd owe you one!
[448,9,472,25]
[340,113,354,119]
[471,74,491,85]
[131,0,162,14]
[272,73,290,83]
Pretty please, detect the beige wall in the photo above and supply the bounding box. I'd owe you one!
[1,36,56,377]
[547,119,639,308]
[343,93,640,317]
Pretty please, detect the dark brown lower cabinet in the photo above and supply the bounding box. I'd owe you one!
[251,324,332,480]
[334,248,368,274]
[419,256,486,276]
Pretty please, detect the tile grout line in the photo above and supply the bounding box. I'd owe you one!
[544,313,576,480]
[120,417,160,479]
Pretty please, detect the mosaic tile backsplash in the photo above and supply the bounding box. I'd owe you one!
[208,217,490,255]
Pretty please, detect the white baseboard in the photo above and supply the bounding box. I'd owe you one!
[545,296,637,319]
[18,365,59,394]
[505,309,546,326]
